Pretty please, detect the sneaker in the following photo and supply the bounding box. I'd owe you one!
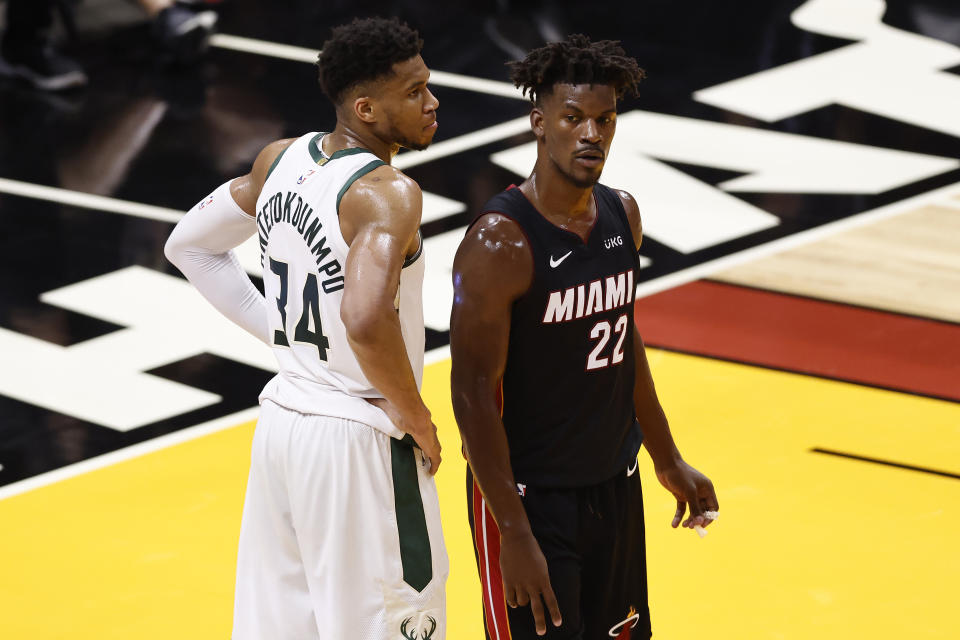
[0,45,88,91]
[152,6,218,65]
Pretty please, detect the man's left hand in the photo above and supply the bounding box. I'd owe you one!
[654,460,719,529]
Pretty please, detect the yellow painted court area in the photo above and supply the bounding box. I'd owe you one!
[1,351,958,639]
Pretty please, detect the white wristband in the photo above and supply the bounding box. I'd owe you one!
[165,181,271,345]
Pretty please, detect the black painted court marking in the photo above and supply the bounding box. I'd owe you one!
[812,448,960,480]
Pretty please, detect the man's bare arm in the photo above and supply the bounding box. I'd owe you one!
[230,138,296,215]
[450,213,562,634]
[617,189,719,529]
[616,189,679,466]
[451,213,531,536]
[339,166,441,473]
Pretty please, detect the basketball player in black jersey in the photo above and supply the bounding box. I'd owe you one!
[450,35,719,639]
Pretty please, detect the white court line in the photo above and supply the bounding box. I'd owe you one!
[0,177,183,223]
[210,33,317,63]
[428,70,525,100]
[634,181,960,300]
[395,116,532,170]
[210,34,524,100]
[0,118,533,220]
[938,195,960,210]
[425,345,451,366]
[0,407,260,502]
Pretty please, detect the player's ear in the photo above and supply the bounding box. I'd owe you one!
[354,95,376,124]
[530,107,544,139]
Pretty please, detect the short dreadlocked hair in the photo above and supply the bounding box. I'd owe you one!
[508,34,645,105]
[317,17,424,105]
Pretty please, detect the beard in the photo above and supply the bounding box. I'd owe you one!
[567,172,601,189]
[556,158,602,189]
[548,153,603,188]
[400,138,430,151]
[390,123,432,151]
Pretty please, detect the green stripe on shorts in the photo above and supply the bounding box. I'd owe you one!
[391,438,433,592]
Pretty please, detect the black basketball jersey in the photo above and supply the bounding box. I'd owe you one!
[480,183,643,488]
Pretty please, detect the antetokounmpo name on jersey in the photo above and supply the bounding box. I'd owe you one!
[256,190,344,293]
[542,270,634,324]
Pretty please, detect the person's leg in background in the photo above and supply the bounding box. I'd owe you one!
[136,0,218,64]
[0,0,88,90]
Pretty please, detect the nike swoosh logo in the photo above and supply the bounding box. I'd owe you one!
[549,251,573,268]
[626,458,639,477]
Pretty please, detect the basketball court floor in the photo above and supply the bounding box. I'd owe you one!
[1,0,958,638]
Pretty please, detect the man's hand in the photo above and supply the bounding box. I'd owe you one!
[654,459,719,529]
[367,398,442,475]
[499,530,563,636]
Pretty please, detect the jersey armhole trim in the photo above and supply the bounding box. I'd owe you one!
[264,145,289,182]
[335,159,388,214]
[402,229,424,269]
[604,186,643,273]
[307,132,326,164]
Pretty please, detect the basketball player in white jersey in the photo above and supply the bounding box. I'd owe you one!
[164,17,447,640]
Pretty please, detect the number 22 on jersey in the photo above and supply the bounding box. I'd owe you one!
[587,313,628,370]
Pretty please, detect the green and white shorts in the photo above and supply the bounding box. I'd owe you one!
[232,400,448,639]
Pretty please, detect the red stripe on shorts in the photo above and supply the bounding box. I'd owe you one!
[472,480,512,640]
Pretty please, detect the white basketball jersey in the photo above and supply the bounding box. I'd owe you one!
[255,132,425,439]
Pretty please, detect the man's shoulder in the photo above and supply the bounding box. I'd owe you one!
[596,183,638,213]
[349,164,421,205]
[338,164,423,237]
[595,183,641,244]
[458,208,531,277]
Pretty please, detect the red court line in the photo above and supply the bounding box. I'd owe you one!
[634,280,960,402]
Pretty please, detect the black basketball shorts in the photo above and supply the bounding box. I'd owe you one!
[466,462,651,640]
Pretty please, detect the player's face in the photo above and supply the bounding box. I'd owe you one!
[536,83,617,188]
[375,55,440,151]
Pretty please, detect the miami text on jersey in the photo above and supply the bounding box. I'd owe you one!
[542,269,634,324]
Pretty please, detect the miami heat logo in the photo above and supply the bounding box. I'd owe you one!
[608,606,640,638]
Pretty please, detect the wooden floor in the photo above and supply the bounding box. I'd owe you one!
[715,197,960,324]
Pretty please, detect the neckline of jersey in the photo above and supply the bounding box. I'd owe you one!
[309,132,373,165]
[511,184,600,246]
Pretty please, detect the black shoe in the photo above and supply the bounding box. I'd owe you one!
[0,45,87,91]
[152,6,218,65]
